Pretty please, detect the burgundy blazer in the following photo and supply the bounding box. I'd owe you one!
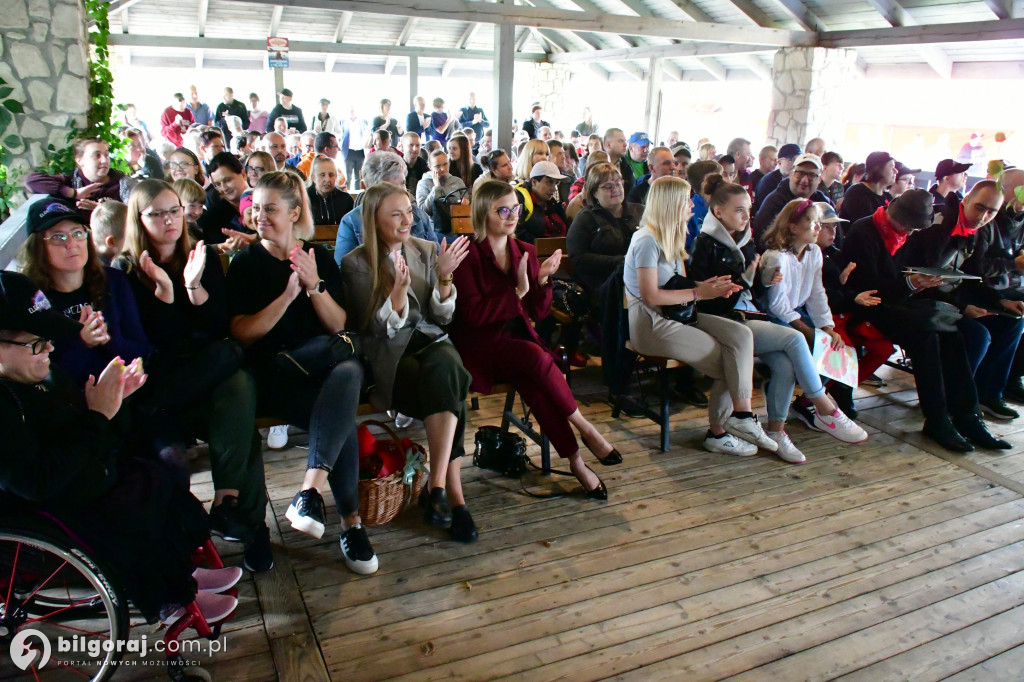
[450,237,554,392]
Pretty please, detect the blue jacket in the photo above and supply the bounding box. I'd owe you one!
[686,194,708,253]
[334,201,441,266]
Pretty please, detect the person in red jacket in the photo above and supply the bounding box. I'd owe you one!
[160,93,194,147]
[449,181,620,499]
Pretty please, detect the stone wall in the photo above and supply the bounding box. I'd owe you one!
[0,0,91,174]
[766,47,858,150]
[531,62,573,128]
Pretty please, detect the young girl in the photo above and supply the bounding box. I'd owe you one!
[341,184,477,542]
[624,176,778,457]
[689,177,868,464]
[173,177,206,242]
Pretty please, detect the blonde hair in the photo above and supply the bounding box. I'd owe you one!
[698,143,717,161]
[171,178,205,206]
[359,183,411,328]
[254,170,314,240]
[639,176,691,264]
[123,179,194,290]
[90,200,127,243]
[514,139,549,182]
[472,180,516,242]
[762,199,822,252]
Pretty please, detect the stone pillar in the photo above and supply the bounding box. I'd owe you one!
[0,0,91,173]
[531,63,573,127]
[766,47,857,150]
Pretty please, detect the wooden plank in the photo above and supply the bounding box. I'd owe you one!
[268,631,330,682]
[819,17,1024,48]
[944,642,1024,681]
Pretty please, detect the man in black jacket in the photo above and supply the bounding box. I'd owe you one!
[214,87,250,143]
[268,88,306,133]
[516,161,569,243]
[521,104,549,140]
[751,153,832,246]
[753,143,800,212]
[842,188,1009,452]
[898,180,1024,420]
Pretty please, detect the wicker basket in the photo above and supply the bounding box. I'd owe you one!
[357,420,428,526]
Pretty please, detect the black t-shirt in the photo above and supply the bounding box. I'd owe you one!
[371,116,401,145]
[226,240,344,365]
[197,185,251,244]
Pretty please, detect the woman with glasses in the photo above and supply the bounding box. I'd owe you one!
[566,163,643,304]
[18,197,150,386]
[112,179,272,571]
[341,184,477,542]
[450,181,621,500]
[166,147,207,187]
[243,150,275,188]
[25,138,138,218]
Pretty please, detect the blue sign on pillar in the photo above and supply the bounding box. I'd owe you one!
[268,37,289,68]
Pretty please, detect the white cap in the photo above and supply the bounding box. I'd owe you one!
[793,153,823,170]
[529,160,568,180]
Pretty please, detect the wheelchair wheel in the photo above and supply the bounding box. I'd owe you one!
[0,525,130,681]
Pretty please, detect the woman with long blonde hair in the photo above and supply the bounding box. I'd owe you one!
[514,139,550,183]
[624,175,777,456]
[116,178,273,570]
[341,183,478,541]
[225,170,373,575]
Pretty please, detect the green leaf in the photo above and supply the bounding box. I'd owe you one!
[0,107,11,132]
[0,87,13,99]
[2,134,19,148]
[1015,186,1024,207]
[2,99,24,114]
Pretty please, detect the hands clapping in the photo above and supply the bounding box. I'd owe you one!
[183,240,207,289]
[695,275,742,301]
[78,305,110,347]
[84,357,147,420]
[289,246,320,290]
[436,236,470,282]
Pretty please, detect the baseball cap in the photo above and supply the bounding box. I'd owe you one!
[814,202,847,224]
[887,188,934,232]
[279,88,293,97]
[0,271,82,339]
[26,197,88,236]
[670,143,692,158]
[934,158,972,180]
[628,132,652,147]
[895,161,920,178]
[778,143,802,159]
[865,151,894,174]
[319,98,330,105]
[529,161,568,180]
[793,153,823,170]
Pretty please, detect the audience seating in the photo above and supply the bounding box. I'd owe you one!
[450,204,473,235]
[312,224,338,248]
[612,343,685,454]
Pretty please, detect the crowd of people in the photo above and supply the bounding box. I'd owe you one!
[4,81,1023,631]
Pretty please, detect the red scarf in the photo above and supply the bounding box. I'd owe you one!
[950,204,979,238]
[872,206,906,256]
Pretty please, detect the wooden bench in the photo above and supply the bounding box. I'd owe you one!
[611,341,685,453]
[312,224,338,248]
[451,203,473,235]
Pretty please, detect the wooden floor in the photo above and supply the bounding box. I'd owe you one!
[123,365,1024,681]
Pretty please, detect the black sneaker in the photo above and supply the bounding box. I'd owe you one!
[861,373,887,388]
[980,399,1020,421]
[419,486,452,528]
[210,496,254,544]
[243,524,274,572]
[450,505,479,544]
[790,397,822,432]
[340,524,378,575]
[285,489,327,539]
[1004,376,1024,404]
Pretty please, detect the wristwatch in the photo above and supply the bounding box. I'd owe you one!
[306,279,326,297]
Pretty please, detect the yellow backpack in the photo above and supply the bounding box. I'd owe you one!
[514,184,534,223]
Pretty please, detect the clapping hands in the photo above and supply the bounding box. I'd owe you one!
[78,305,110,347]
[437,236,470,282]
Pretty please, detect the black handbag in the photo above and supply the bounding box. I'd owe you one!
[473,426,529,477]
[660,273,698,325]
[552,279,590,321]
[276,331,361,380]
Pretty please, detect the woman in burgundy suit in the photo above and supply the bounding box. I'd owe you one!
[449,181,619,499]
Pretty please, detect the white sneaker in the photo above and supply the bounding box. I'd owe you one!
[703,432,758,457]
[767,430,806,464]
[267,424,289,449]
[393,412,414,429]
[724,415,779,452]
[813,409,869,444]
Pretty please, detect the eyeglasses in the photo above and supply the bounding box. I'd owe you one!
[141,205,183,221]
[168,161,196,170]
[42,229,89,244]
[245,165,266,174]
[0,337,50,355]
[598,181,623,192]
[793,170,821,180]
[495,205,523,220]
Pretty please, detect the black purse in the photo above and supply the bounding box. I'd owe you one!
[552,279,590,321]
[276,331,361,380]
[660,273,698,325]
[473,426,529,477]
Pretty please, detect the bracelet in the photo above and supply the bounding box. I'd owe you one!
[185,284,201,291]
[438,275,453,286]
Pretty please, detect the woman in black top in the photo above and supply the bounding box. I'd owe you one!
[226,171,376,575]
[447,134,484,190]
[115,179,272,571]
[306,156,354,225]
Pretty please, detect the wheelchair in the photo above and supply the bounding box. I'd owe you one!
[0,511,233,681]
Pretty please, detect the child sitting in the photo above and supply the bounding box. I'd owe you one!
[89,199,127,264]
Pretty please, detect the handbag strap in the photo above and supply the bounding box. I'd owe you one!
[518,458,579,499]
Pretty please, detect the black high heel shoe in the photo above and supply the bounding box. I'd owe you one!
[581,435,623,466]
[574,463,608,500]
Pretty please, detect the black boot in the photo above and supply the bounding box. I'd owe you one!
[829,383,858,420]
[922,417,973,452]
[952,413,1011,450]
[1003,376,1024,404]
[419,486,453,527]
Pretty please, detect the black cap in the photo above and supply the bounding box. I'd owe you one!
[279,88,293,97]
[865,151,894,174]
[26,197,87,237]
[0,271,82,339]
[934,158,972,180]
[887,188,934,232]
[778,143,802,159]
[895,161,920,177]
